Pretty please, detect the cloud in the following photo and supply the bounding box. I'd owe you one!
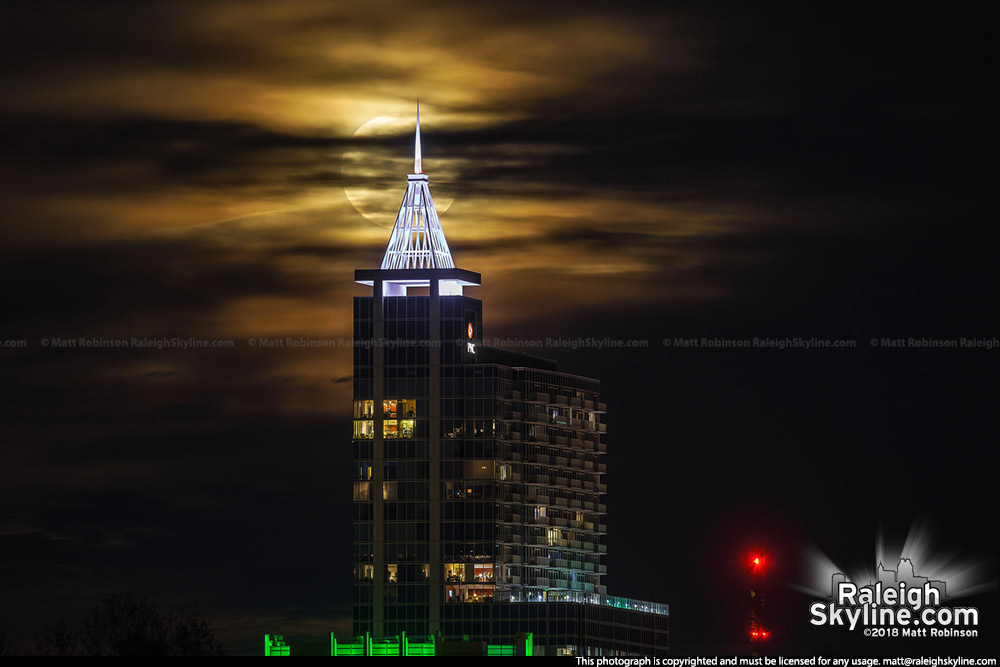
[141,369,179,379]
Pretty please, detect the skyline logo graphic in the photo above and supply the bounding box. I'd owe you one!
[809,556,980,638]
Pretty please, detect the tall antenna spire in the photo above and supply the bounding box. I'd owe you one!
[414,100,422,174]
[380,104,454,270]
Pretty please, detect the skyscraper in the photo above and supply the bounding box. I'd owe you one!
[351,108,669,657]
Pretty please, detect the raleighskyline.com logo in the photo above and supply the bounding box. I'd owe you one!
[810,559,979,638]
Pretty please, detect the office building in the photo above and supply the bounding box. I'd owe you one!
[350,109,668,656]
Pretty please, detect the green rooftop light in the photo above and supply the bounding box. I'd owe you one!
[264,634,290,656]
[321,631,532,657]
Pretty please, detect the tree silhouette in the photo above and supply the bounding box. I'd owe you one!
[81,594,170,656]
[37,593,225,656]
[166,606,225,657]
[36,617,81,656]
[1,626,13,656]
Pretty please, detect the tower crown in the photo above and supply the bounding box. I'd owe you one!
[379,104,455,271]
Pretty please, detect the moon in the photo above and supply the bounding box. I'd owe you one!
[342,115,456,229]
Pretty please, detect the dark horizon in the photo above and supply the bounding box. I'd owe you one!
[1,0,996,656]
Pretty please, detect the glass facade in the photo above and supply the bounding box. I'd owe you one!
[352,284,635,653]
[352,294,438,639]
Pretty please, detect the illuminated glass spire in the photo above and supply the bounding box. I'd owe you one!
[380,104,455,270]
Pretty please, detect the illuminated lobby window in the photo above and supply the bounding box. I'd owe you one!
[353,420,375,439]
[353,400,374,418]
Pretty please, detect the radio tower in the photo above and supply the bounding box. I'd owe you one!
[748,550,770,655]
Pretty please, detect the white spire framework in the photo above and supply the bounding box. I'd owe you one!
[380,105,455,270]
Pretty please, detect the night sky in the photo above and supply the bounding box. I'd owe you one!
[1,1,996,656]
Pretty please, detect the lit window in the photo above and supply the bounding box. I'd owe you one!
[353,420,375,439]
[444,563,464,582]
[474,564,494,582]
[464,460,494,479]
[466,585,494,602]
[382,419,415,439]
[353,482,371,501]
[353,400,374,418]
[444,584,494,603]
[381,398,415,418]
[386,564,398,583]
